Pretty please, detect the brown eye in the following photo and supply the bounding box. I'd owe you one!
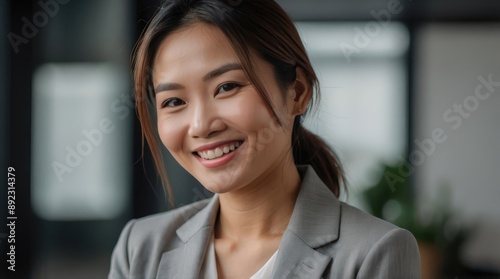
[162,98,185,108]
[216,83,240,94]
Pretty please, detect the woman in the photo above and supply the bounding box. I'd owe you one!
[109,0,421,278]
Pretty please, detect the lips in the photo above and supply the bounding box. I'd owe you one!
[194,141,241,160]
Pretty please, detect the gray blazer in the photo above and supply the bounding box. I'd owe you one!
[109,165,421,279]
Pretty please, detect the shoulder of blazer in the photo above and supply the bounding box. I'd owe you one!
[315,201,420,278]
[127,198,213,252]
[338,200,400,238]
[109,198,216,279]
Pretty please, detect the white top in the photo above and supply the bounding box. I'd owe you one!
[200,235,278,279]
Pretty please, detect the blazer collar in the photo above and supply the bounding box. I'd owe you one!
[286,165,341,247]
[156,196,219,279]
[176,195,220,243]
[157,165,340,279]
[270,165,341,278]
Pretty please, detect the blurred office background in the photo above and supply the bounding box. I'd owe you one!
[2,0,499,278]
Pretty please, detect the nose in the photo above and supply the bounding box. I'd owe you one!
[187,100,226,138]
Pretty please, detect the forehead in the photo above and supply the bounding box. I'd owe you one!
[153,23,239,79]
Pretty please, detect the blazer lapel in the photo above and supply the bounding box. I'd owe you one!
[272,231,332,279]
[156,196,220,279]
[271,165,341,279]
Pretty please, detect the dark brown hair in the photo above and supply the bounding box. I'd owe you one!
[133,0,346,204]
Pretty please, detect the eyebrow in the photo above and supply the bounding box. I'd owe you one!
[154,63,243,94]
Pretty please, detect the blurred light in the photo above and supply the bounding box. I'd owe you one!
[296,22,409,205]
[296,22,410,58]
[31,63,131,220]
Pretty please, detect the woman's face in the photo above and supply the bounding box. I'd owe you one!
[153,23,297,193]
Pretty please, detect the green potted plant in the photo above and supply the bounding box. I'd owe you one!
[361,163,470,278]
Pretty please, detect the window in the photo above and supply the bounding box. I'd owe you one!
[296,22,409,206]
[31,63,131,220]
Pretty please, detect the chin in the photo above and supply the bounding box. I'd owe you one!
[198,172,246,194]
[191,161,248,192]
[201,179,239,194]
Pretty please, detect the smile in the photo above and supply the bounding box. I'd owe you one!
[196,141,242,160]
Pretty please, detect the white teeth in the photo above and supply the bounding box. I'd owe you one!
[215,148,223,157]
[207,150,215,159]
[197,141,242,160]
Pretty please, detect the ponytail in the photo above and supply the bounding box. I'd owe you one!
[292,116,346,197]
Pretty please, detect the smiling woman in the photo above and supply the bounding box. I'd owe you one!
[109,0,421,278]
[153,23,304,195]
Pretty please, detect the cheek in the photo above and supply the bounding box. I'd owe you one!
[224,93,276,133]
[157,115,186,154]
[225,92,289,157]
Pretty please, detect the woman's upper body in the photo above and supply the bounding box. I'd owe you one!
[115,0,422,278]
[109,165,421,279]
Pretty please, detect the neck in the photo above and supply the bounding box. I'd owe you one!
[215,159,301,240]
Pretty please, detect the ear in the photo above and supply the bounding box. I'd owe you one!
[289,67,312,115]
